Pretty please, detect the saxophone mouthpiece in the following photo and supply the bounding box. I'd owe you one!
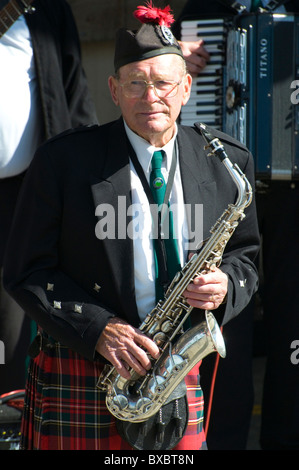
[198,123,214,146]
[198,123,227,162]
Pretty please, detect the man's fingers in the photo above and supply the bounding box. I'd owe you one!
[182,268,228,310]
[108,338,157,379]
[96,317,160,379]
[121,349,149,376]
[111,355,132,380]
[136,332,160,360]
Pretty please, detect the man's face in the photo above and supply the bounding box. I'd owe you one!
[109,54,192,147]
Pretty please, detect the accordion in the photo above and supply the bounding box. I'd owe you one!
[180,13,299,181]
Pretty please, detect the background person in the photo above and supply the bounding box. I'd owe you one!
[0,0,98,395]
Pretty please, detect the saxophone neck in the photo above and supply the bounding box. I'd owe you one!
[198,123,252,210]
[222,158,252,209]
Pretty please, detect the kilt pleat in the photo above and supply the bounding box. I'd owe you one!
[173,364,206,450]
[20,344,206,450]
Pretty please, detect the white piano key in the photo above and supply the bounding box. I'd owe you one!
[181,105,221,114]
[181,33,225,43]
[190,84,220,93]
[186,95,222,105]
[180,118,222,129]
[181,19,225,25]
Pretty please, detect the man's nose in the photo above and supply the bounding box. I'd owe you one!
[142,84,160,101]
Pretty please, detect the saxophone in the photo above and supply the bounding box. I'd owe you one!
[97,123,253,423]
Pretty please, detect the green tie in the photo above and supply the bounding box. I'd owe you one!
[251,0,263,11]
[150,150,181,301]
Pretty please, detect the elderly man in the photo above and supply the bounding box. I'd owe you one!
[3,3,259,450]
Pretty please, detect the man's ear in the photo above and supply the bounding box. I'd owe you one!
[181,73,192,106]
[108,76,119,106]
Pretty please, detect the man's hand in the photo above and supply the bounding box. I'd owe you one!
[183,267,228,310]
[96,317,160,380]
[178,40,210,76]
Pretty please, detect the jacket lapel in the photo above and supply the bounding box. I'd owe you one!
[177,126,202,208]
[177,125,218,243]
[90,119,140,326]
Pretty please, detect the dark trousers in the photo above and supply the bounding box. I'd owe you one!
[201,183,299,450]
[200,305,255,450]
[257,183,299,450]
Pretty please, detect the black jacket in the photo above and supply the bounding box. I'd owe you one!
[3,119,260,362]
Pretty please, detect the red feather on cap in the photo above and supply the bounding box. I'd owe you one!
[133,1,174,28]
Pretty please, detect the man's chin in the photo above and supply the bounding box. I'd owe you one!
[138,115,169,131]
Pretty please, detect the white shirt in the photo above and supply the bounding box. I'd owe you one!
[124,121,189,321]
[0,15,42,178]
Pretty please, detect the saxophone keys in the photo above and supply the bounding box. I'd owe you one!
[153,331,167,346]
[161,320,172,333]
[111,394,128,411]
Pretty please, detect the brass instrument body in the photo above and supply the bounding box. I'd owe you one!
[97,123,252,423]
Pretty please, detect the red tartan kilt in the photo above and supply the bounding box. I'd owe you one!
[21,344,206,450]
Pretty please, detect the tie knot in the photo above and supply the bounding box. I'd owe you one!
[151,150,164,171]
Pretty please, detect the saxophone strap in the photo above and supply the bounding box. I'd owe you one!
[126,137,178,296]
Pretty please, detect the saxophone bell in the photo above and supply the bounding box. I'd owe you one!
[98,310,225,423]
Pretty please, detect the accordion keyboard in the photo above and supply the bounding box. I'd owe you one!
[180,18,228,128]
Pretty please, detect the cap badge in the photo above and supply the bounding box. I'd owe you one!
[161,25,175,45]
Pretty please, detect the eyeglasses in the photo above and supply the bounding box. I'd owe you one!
[119,79,182,99]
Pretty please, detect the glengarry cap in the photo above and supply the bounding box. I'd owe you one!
[114,1,183,72]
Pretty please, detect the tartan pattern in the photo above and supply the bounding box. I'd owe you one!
[174,364,206,450]
[20,344,206,450]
